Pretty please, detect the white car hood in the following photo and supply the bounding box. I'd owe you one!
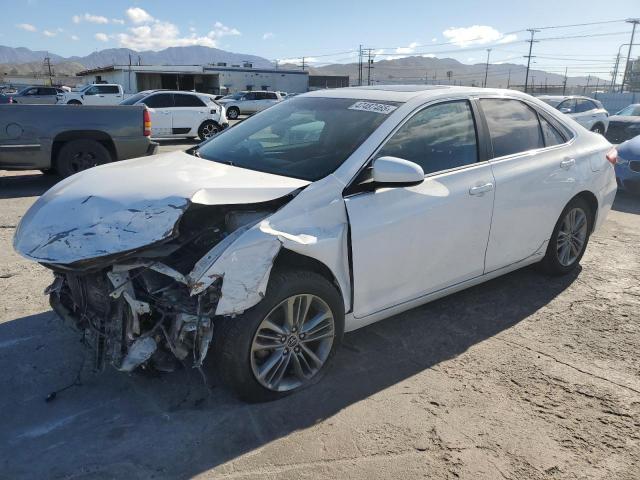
[13,151,309,264]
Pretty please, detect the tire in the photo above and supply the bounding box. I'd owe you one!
[213,269,344,402]
[56,139,112,177]
[591,123,605,135]
[227,107,240,120]
[539,197,593,275]
[67,100,82,105]
[198,120,220,141]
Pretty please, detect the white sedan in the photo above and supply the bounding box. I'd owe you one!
[121,90,228,140]
[14,86,617,402]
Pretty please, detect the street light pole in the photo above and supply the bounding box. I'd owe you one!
[621,18,640,92]
[524,28,539,93]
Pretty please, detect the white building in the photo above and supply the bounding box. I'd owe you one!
[76,64,309,95]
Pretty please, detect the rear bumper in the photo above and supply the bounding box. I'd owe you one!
[147,141,159,156]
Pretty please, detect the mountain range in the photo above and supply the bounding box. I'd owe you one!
[0,45,607,90]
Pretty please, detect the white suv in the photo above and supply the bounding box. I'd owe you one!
[121,90,228,141]
[539,95,609,134]
[58,84,124,105]
[218,90,283,119]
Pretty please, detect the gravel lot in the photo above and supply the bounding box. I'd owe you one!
[1,141,639,479]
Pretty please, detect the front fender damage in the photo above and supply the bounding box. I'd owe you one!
[41,176,350,375]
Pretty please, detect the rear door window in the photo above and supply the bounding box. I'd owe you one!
[144,93,174,108]
[38,88,56,95]
[574,99,596,113]
[97,85,120,94]
[377,100,478,175]
[480,99,544,158]
[174,94,205,107]
[539,115,566,147]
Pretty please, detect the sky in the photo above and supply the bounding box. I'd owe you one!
[3,0,640,79]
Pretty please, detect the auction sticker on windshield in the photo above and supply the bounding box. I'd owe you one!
[348,101,398,115]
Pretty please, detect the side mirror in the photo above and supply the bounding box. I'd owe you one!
[372,156,424,187]
[559,107,572,114]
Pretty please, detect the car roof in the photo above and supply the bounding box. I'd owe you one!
[304,85,536,103]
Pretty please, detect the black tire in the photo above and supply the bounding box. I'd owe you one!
[212,269,344,402]
[539,196,593,275]
[56,139,112,177]
[227,107,240,120]
[67,100,82,105]
[198,120,220,141]
[591,123,605,135]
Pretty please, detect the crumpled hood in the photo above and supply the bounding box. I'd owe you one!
[14,151,309,264]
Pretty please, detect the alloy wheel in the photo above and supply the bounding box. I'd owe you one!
[250,294,335,392]
[202,123,219,138]
[556,207,588,266]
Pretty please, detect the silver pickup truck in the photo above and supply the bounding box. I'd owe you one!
[0,104,157,177]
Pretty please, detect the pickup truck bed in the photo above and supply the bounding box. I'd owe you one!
[0,104,157,174]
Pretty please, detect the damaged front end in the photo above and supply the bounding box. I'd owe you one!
[43,203,286,373]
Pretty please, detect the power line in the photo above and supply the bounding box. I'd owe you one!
[533,19,629,30]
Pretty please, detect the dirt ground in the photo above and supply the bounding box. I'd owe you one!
[1,143,639,479]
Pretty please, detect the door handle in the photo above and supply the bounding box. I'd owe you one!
[560,158,576,169]
[469,183,494,196]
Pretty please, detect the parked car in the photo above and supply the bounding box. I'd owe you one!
[612,134,640,194]
[57,83,124,105]
[0,86,60,104]
[13,86,616,402]
[121,90,228,140]
[0,104,157,177]
[218,90,283,119]
[605,104,640,144]
[538,95,609,134]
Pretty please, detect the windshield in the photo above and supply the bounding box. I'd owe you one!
[197,97,400,181]
[120,92,148,105]
[540,98,562,107]
[222,92,244,100]
[616,105,640,116]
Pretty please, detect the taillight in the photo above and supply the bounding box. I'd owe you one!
[143,109,151,136]
[606,147,618,165]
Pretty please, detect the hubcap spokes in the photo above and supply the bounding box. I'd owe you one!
[251,294,335,392]
[556,208,587,266]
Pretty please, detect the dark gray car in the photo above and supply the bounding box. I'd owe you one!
[0,86,60,104]
[605,104,640,144]
[0,104,157,177]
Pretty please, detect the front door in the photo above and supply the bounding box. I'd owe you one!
[172,93,207,136]
[345,100,495,318]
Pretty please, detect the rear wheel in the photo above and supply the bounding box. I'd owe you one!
[539,197,593,275]
[198,120,220,141]
[227,107,240,120]
[56,139,112,177]
[67,100,82,105]
[213,269,344,402]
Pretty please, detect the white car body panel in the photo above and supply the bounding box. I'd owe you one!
[14,86,617,333]
[59,84,124,105]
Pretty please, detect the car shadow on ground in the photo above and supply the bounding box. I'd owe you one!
[0,172,58,199]
[612,191,640,215]
[0,265,580,479]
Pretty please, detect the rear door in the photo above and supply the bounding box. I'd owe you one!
[16,87,41,104]
[97,85,123,105]
[480,97,577,271]
[172,93,208,136]
[142,93,174,137]
[38,87,58,104]
[241,92,258,113]
[572,99,598,129]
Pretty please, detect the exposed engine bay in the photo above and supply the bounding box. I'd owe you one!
[45,203,282,373]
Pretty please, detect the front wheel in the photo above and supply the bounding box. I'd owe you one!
[213,269,344,402]
[539,197,593,275]
[226,107,240,120]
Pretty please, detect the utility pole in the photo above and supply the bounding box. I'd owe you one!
[584,75,591,95]
[424,71,429,85]
[301,57,306,71]
[483,48,492,88]
[365,49,374,86]
[611,52,621,92]
[507,69,511,89]
[531,74,536,94]
[524,28,539,93]
[446,70,453,85]
[43,54,53,85]
[621,18,640,92]
[275,59,279,70]
[562,67,568,95]
[357,45,363,86]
